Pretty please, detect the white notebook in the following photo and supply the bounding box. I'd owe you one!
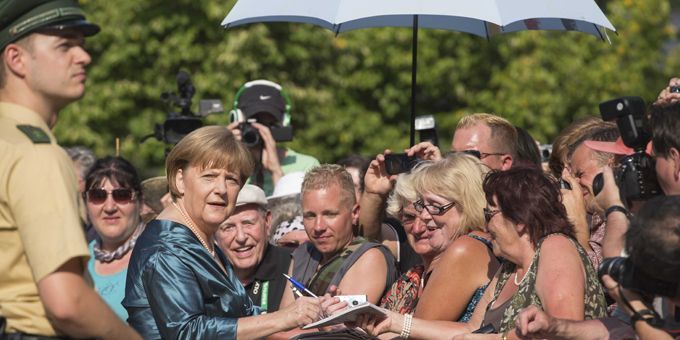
[302,302,388,329]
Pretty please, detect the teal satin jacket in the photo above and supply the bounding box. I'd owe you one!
[123,219,258,339]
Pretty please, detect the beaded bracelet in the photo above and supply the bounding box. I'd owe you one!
[400,313,413,339]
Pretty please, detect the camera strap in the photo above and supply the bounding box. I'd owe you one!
[254,148,265,188]
[620,289,664,329]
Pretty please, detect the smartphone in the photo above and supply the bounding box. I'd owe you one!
[384,153,417,175]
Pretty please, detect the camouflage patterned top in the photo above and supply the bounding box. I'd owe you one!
[483,234,607,333]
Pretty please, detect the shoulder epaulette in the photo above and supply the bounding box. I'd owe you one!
[16,124,51,144]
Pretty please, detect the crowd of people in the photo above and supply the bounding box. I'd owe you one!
[1,1,679,340]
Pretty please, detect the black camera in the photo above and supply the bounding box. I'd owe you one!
[384,153,418,175]
[238,121,293,148]
[599,257,680,299]
[592,97,662,204]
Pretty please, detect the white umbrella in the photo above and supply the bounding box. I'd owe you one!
[222,0,615,145]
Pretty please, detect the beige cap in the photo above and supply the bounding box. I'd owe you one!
[236,184,267,208]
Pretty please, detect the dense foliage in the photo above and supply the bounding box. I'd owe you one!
[57,0,677,176]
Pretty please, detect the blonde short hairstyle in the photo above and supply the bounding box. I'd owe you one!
[301,164,356,208]
[166,126,254,199]
[385,162,432,219]
[411,153,488,234]
[456,113,518,157]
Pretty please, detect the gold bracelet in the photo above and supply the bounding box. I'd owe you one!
[501,330,508,340]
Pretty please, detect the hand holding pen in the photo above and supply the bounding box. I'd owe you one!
[283,273,318,298]
[283,274,351,321]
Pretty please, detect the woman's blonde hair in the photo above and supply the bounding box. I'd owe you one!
[385,162,431,218]
[412,153,488,234]
[166,126,254,199]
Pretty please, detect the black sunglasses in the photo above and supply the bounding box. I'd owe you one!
[414,199,456,216]
[459,150,506,160]
[85,188,136,204]
[483,207,501,224]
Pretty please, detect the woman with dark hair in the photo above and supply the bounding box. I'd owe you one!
[84,156,145,320]
[477,167,606,334]
[357,167,606,338]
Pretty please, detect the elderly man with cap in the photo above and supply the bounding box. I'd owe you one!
[215,184,293,313]
[227,80,319,196]
[0,1,139,339]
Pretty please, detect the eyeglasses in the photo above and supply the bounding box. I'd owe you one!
[85,188,136,204]
[483,208,501,224]
[413,199,456,216]
[460,150,506,160]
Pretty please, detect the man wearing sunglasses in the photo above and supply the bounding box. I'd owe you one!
[0,1,139,339]
[450,113,517,171]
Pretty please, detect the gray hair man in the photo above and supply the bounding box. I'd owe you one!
[215,184,292,313]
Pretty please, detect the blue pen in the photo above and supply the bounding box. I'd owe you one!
[283,273,318,298]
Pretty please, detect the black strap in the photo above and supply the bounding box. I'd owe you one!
[329,242,396,289]
[630,308,665,329]
[605,205,630,219]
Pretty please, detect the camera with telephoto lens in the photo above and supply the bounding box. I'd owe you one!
[237,120,293,149]
[592,97,662,205]
[599,257,680,299]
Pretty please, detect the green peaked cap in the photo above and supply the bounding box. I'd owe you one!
[0,0,99,49]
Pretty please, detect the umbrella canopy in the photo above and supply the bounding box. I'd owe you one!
[224,0,614,37]
[222,0,615,145]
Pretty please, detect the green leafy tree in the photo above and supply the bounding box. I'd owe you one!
[57,0,674,176]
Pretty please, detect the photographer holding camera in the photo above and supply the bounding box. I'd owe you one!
[227,80,318,195]
[514,92,680,340]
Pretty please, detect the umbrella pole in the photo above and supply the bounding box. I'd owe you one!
[410,15,418,147]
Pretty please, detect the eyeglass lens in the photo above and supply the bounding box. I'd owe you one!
[462,150,482,159]
[414,200,455,216]
[86,188,134,204]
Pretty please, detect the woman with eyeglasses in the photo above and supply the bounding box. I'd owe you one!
[83,156,145,321]
[357,167,606,339]
[408,153,499,323]
[123,126,327,339]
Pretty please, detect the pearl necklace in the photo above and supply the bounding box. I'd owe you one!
[173,202,216,258]
[514,268,529,286]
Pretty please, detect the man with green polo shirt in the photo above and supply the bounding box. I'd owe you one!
[0,1,139,339]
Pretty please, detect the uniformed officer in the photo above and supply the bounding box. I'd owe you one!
[0,1,139,339]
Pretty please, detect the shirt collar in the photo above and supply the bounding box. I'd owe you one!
[252,244,279,281]
[0,102,55,140]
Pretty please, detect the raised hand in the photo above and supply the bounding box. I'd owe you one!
[364,150,399,196]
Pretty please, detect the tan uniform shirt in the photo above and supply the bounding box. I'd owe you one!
[0,102,89,336]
